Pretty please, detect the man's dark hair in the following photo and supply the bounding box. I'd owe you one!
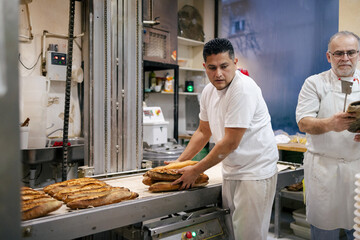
[203,38,235,62]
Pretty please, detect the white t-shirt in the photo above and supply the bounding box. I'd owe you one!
[199,70,278,180]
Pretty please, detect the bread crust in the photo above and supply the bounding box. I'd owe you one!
[66,187,139,209]
[43,177,100,195]
[149,181,209,192]
[22,199,62,221]
[21,187,62,221]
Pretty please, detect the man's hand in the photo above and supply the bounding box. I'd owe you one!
[329,112,356,132]
[299,112,356,134]
[172,165,199,190]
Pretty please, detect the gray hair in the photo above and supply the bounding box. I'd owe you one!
[328,31,360,51]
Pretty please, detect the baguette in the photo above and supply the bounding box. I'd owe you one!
[22,198,62,221]
[347,101,360,132]
[142,176,156,186]
[43,177,101,195]
[145,170,182,181]
[149,181,209,193]
[66,187,139,209]
[144,160,199,181]
[62,186,113,203]
[153,160,198,171]
[53,182,108,200]
[21,187,62,221]
[148,173,209,192]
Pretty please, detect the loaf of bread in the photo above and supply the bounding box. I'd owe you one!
[347,101,360,133]
[66,187,139,209]
[43,177,102,195]
[149,181,209,192]
[44,178,138,209]
[21,187,62,221]
[143,160,209,192]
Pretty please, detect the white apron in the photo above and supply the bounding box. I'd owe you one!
[304,71,360,230]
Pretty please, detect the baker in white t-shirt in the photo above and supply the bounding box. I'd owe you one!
[172,38,278,240]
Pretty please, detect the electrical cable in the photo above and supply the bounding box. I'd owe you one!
[18,53,41,70]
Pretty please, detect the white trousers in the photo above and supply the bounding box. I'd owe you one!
[222,174,277,240]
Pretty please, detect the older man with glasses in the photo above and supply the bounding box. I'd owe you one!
[296,31,360,240]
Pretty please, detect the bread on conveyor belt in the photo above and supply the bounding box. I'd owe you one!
[43,178,138,209]
[153,160,198,170]
[66,187,139,209]
[148,175,209,193]
[21,187,62,221]
[53,182,108,200]
[143,160,209,192]
[43,177,103,195]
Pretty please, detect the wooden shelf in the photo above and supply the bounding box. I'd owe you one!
[277,143,307,153]
[178,36,205,46]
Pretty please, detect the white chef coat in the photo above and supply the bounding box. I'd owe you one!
[199,70,278,180]
[296,69,360,230]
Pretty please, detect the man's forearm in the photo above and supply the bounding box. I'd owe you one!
[298,117,331,134]
[193,136,239,174]
[177,129,210,162]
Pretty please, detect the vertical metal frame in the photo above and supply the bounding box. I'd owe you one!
[0,1,21,239]
[119,0,143,170]
[87,0,142,174]
[92,0,112,174]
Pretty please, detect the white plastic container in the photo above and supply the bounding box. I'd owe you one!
[290,222,311,240]
[20,76,48,148]
[20,126,30,149]
[292,208,310,228]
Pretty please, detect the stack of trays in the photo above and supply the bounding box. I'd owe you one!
[354,173,360,240]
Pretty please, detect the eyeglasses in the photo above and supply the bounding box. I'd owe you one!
[328,50,359,59]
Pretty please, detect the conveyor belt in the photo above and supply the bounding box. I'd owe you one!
[21,163,303,240]
[21,165,223,240]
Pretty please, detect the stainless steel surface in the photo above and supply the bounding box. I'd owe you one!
[144,207,229,237]
[22,145,84,165]
[0,1,21,239]
[341,80,353,112]
[143,144,184,167]
[121,0,143,171]
[91,0,142,174]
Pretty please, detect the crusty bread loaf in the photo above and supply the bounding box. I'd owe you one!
[142,176,156,186]
[53,182,108,200]
[66,187,139,209]
[21,187,62,221]
[145,170,182,181]
[347,101,360,132]
[43,177,101,195]
[143,160,209,192]
[148,173,209,192]
[149,181,209,193]
[144,160,198,181]
[153,160,198,171]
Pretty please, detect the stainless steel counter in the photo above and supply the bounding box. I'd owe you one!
[21,163,303,239]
